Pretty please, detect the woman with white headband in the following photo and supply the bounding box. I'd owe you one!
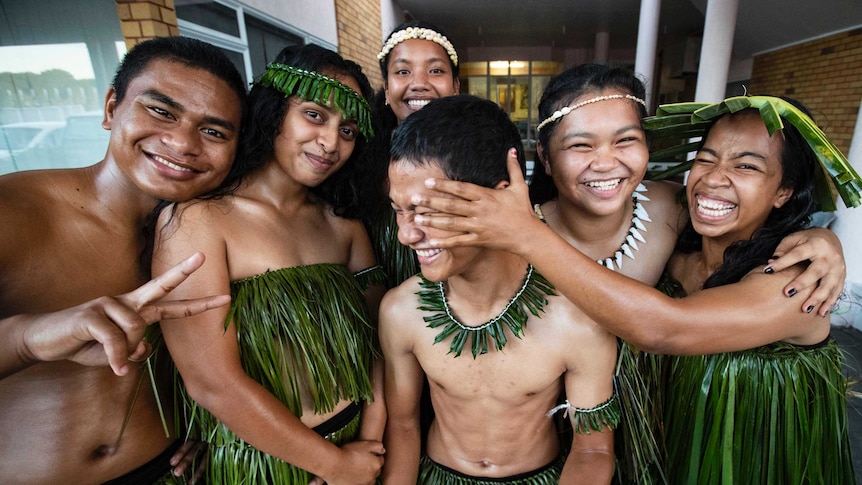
[357,20,461,290]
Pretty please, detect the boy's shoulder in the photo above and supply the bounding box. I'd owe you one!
[380,275,425,323]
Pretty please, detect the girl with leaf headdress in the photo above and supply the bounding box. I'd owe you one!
[151,44,386,484]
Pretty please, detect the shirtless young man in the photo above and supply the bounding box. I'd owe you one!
[0,37,245,484]
[381,95,618,484]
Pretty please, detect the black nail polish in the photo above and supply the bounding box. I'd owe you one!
[788,288,797,297]
[771,255,778,259]
[806,305,815,314]
[764,266,774,274]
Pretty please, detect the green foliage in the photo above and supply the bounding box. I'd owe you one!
[663,340,855,484]
[644,96,862,210]
[173,264,376,484]
[255,63,374,140]
[417,266,556,358]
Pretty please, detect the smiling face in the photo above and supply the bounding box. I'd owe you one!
[383,39,460,123]
[388,160,481,282]
[540,90,648,217]
[103,58,242,202]
[687,110,793,243]
[271,73,362,188]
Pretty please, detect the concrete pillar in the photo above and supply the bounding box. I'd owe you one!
[831,98,862,328]
[694,0,739,102]
[595,31,610,64]
[634,0,660,111]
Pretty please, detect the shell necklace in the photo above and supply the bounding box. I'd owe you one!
[534,183,651,272]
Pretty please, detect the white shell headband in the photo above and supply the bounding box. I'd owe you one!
[377,27,459,66]
[536,94,646,132]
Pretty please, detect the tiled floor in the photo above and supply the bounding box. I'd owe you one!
[832,325,862,482]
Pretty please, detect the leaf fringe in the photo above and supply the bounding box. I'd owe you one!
[663,339,855,484]
[173,264,376,484]
[644,95,862,210]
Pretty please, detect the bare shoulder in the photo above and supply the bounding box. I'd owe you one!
[0,170,66,221]
[158,197,236,236]
[542,294,615,348]
[643,180,686,225]
[153,198,236,268]
[380,276,424,328]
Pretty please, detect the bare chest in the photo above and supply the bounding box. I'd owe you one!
[0,227,144,316]
[415,324,566,402]
[223,204,352,278]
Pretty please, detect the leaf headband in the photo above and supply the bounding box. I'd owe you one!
[644,95,862,211]
[254,63,374,141]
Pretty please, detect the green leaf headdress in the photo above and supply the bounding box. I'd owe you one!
[644,95,862,210]
[254,63,374,141]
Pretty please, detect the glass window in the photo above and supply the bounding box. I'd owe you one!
[460,62,487,76]
[175,0,240,37]
[245,15,303,75]
[0,0,123,173]
[462,76,488,99]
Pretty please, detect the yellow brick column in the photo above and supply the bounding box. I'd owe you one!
[750,29,862,155]
[334,0,384,90]
[116,0,179,51]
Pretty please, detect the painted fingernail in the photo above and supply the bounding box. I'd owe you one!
[788,288,797,297]
[771,254,778,259]
[806,305,815,313]
[425,178,436,187]
[764,266,774,274]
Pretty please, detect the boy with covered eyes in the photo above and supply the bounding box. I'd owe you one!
[380,94,617,484]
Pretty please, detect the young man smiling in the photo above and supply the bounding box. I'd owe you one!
[0,37,246,484]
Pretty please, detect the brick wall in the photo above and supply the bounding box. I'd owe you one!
[750,29,862,155]
[115,0,179,50]
[334,0,384,90]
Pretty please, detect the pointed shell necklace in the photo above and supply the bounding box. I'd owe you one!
[417,264,556,358]
[534,183,651,272]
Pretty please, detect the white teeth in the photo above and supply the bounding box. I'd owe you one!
[415,248,442,258]
[153,155,193,172]
[584,179,621,190]
[407,99,431,109]
[697,197,736,217]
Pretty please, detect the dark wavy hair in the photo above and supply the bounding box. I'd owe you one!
[530,63,648,204]
[201,44,374,218]
[675,97,818,288]
[391,94,525,186]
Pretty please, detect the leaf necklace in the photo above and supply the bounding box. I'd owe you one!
[418,264,556,358]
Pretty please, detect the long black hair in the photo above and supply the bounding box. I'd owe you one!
[202,44,374,217]
[530,63,648,204]
[676,98,818,288]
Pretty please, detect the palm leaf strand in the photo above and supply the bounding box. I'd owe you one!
[664,340,855,484]
[644,95,862,210]
[174,263,376,484]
